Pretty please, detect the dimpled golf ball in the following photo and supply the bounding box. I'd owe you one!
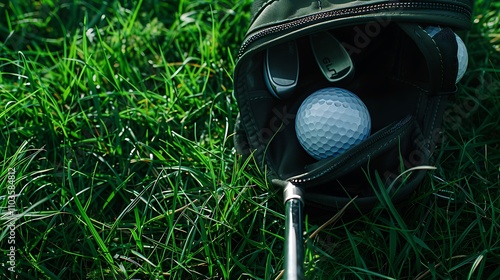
[425,26,468,83]
[295,87,371,160]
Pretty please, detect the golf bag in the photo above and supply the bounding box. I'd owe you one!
[233,0,474,278]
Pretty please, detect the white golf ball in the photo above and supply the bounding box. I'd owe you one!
[295,87,371,160]
[425,26,468,83]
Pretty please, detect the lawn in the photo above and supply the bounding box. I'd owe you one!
[0,0,499,279]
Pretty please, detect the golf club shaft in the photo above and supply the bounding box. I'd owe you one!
[283,182,304,280]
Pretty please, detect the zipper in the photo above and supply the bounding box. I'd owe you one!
[238,1,471,58]
[287,115,414,187]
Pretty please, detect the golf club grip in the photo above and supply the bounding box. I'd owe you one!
[284,198,304,279]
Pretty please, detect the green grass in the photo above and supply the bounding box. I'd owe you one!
[0,0,499,279]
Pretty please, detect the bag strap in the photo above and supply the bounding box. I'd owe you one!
[398,23,457,151]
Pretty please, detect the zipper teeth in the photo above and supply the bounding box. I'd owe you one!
[238,1,470,58]
[289,116,412,186]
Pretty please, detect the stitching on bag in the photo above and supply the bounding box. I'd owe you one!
[428,95,441,149]
[249,95,273,101]
[429,34,445,90]
[343,128,407,173]
[314,120,415,182]
[426,34,444,150]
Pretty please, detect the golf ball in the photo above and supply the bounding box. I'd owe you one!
[295,87,371,160]
[425,26,468,83]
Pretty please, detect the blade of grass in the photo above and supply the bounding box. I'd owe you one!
[66,160,116,267]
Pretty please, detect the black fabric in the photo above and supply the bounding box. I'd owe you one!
[250,0,268,19]
[234,1,474,214]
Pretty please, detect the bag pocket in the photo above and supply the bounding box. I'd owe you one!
[287,115,430,211]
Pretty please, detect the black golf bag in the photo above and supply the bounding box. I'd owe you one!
[232,0,474,278]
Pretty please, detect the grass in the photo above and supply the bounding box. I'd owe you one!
[0,0,499,279]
